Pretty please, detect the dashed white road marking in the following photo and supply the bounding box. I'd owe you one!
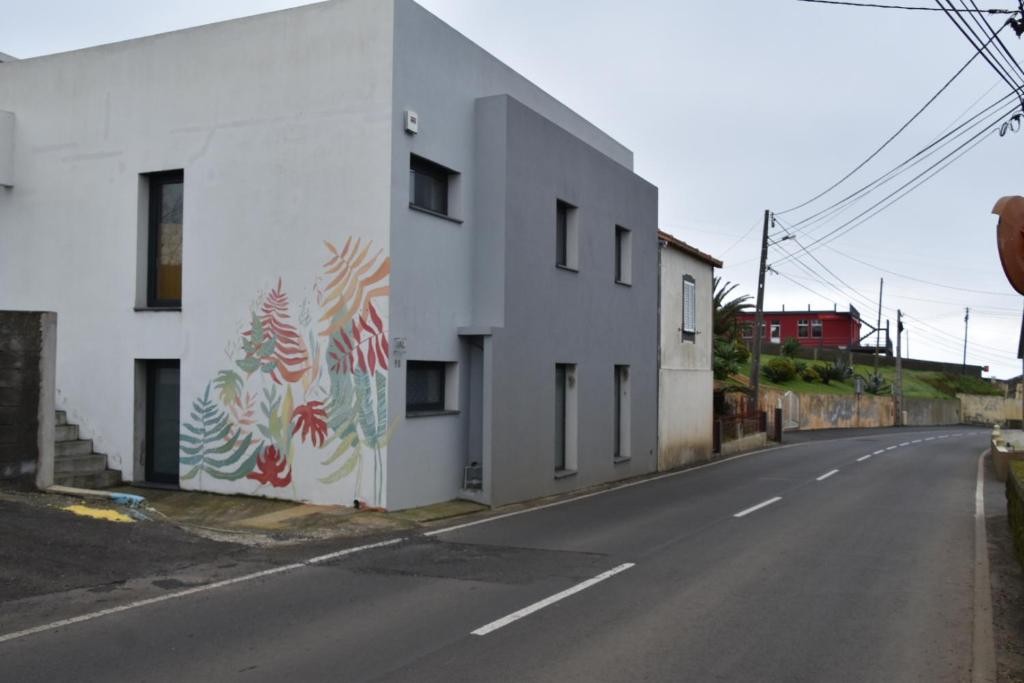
[899,442,910,447]
[734,497,783,518]
[857,454,872,462]
[886,446,898,451]
[873,449,885,455]
[911,439,922,444]
[817,469,839,481]
[471,563,635,636]
[939,435,949,439]
[926,437,936,441]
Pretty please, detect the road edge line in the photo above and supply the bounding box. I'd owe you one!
[973,449,996,683]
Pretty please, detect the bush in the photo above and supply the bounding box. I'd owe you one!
[732,338,751,364]
[781,337,801,358]
[818,361,851,385]
[794,360,807,373]
[1008,462,1024,572]
[800,366,820,383]
[713,339,745,380]
[763,357,797,383]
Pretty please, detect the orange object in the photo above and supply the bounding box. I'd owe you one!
[993,196,1024,295]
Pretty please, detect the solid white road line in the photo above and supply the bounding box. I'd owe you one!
[0,537,406,645]
[734,497,783,518]
[816,469,839,481]
[857,454,872,462]
[873,449,886,455]
[973,450,996,683]
[471,563,635,636]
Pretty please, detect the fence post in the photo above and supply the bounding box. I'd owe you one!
[713,419,721,454]
[774,407,783,442]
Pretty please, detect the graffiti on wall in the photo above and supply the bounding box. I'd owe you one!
[180,238,393,505]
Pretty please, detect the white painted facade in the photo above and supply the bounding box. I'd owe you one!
[658,233,720,471]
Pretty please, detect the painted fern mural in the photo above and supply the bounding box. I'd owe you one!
[180,239,394,506]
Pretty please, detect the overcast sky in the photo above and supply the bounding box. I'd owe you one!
[3,0,1022,376]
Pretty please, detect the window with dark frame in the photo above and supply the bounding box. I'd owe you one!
[409,155,450,216]
[406,361,446,414]
[614,365,629,459]
[797,319,809,337]
[615,225,631,284]
[146,171,184,308]
[555,364,568,471]
[556,201,569,267]
[811,319,823,338]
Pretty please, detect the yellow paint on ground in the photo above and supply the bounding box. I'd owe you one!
[64,504,134,524]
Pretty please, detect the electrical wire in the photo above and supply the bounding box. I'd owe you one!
[937,0,1024,99]
[798,0,1017,11]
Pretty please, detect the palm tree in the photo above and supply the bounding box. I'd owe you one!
[712,276,753,341]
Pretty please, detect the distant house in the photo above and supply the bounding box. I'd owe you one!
[658,231,721,470]
[735,305,887,352]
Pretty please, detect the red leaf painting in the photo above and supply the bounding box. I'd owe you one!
[292,400,328,447]
[247,444,292,488]
[326,301,389,375]
[255,278,310,385]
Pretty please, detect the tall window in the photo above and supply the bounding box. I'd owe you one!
[614,365,630,460]
[682,275,696,341]
[811,319,823,338]
[147,171,183,307]
[556,200,579,270]
[615,225,631,284]
[406,361,446,414]
[797,319,809,337]
[555,364,567,470]
[409,155,451,216]
[770,321,781,342]
[145,360,180,484]
[554,363,577,473]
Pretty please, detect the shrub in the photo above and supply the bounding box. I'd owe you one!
[818,361,850,385]
[732,338,751,364]
[794,360,807,374]
[763,357,797,383]
[800,366,820,383]
[781,337,801,358]
[713,339,745,380]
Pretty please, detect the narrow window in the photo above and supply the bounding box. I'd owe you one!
[555,363,578,473]
[615,226,632,285]
[770,321,781,343]
[555,200,579,270]
[797,319,809,338]
[682,275,696,341]
[614,365,631,460]
[146,171,183,307]
[409,155,452,216]
[811,319,823,338]
[145,359,180,485]
[741,323,753,339]
[406,361,446,414]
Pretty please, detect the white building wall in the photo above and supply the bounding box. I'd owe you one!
[0,0,396,505]
[659,245,715,470]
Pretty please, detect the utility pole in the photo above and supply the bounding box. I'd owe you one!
[749,209,771,415]
[962,307,970,375]
[873,278,884,380]
[895,309,903,427]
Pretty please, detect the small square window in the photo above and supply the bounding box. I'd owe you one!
[409,155,455,216]
[146,170,184,308]
[407,361,446,414]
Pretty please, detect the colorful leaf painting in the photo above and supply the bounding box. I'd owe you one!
[327,301,389,375]
[292,400,328,447]
[319,238,390,341]
[180,384,258,481]
[247,444,292,488]
[214,369,244,406]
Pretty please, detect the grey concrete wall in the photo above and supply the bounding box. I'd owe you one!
[959,393,1022,425]
[386,0,646,509]
[0,311,55,488]
[486,96,658,507]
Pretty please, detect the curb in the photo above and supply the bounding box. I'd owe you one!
[46,485,146,508]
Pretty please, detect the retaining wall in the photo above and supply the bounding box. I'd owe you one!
[959,393,1023,426]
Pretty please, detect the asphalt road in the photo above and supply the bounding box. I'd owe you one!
[0,427,990,682]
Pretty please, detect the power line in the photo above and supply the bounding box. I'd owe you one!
[797,0,1018,12]
[937,1,1024,99]
[961,0,1024,82]
[776,20,1012,217]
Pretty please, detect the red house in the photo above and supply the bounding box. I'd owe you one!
[737,305,875,351]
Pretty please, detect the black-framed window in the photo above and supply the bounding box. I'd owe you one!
[145,359,180,485]
[555,364,568,470]
[409,155,450,216]
[615,225,631,284]
[797,319,809,337]
[682,274,696,341]
[556,200,570,267]
[811,319,823,338]
[407,361,446,413]
[146,171,184,307]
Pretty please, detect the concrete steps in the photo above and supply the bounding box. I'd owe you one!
[53,411,121,489]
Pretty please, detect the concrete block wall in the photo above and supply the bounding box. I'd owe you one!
[0,311,55,488]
